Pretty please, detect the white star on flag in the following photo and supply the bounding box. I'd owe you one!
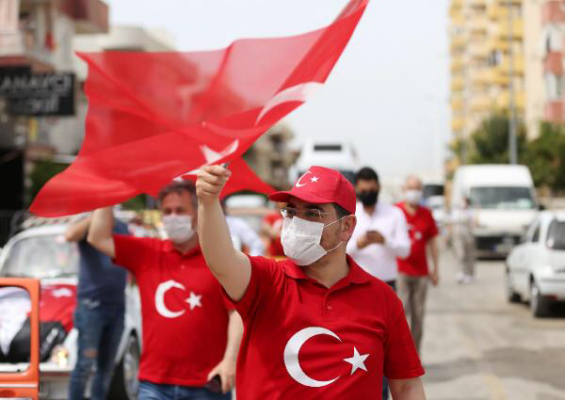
[311,176,319,183]
[185,292,202,310]
[344,347,369,375]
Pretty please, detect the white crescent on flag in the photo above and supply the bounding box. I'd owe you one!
[256,82,324,125]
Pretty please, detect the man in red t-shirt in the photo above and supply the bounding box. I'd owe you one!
[261,204,285,257]
[197,165,426,400]
[396,175,439,354]
[87,181,242,400]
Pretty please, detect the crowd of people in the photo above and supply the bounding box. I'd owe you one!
[65,164,473,400]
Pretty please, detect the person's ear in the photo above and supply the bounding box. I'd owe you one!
[340,215,356,241]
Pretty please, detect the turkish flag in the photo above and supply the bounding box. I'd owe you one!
[30,0,369,217]
[180,157,275,199]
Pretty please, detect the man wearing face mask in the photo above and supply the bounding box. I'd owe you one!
[347,167,411,400]
[87,180,243,400]
[348,167,410,289]
[196,165,427,400]
[396,176,439,355]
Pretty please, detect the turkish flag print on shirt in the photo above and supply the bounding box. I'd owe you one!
[30,0,370,217]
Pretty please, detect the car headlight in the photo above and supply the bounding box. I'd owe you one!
[50,345,70,368]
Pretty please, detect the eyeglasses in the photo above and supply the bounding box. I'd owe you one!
[280,207,331,222]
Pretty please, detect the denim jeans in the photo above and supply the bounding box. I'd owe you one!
[139,381,231,400]
[69,299,125,400]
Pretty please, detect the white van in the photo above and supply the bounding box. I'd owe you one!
[450,164,538,257]
[291,139,358,184]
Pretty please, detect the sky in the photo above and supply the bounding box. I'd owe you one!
[104,0,450,180]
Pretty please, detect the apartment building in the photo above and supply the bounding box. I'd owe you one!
[450,0,525,142]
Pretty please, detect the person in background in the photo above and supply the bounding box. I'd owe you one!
[347,166,411,400]
[222,199,265,256]
[87,181,243,400]
[396,176,439,355]
[261,202,285,257]
[456,196,476,284]
[65,213,129,400]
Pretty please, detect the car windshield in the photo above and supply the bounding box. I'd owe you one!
[1,234,79,279]
[469,187,535,210]
[546,221,565,250]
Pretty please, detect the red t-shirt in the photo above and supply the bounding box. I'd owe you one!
[263,212,285,257]
[396,203,438,276]
[113,235,231,386]
[227,255,424,400]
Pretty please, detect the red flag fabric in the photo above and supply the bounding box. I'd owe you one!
[30,0,369,217]
[181,157,275,199]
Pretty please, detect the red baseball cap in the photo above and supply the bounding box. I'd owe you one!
[269,166,356,214]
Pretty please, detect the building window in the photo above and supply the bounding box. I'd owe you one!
[545,73,564,100]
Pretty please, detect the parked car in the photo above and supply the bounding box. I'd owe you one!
[451,164,538,258]
[506,211,565,317]
[0,223,141,399]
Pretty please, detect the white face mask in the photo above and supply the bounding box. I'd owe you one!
[405,190,423,206]
[281,217,342,266]
[162,214,195,244]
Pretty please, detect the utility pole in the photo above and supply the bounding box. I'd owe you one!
[507,1,518,164]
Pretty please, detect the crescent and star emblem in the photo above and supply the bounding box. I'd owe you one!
[295,172,320,188]
[155,280,202,319]
[283,327,370,388]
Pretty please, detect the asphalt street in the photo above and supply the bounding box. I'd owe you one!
[421,246,565,400]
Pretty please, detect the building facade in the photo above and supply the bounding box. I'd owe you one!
[450,0,526,144]
[525,0,565,138]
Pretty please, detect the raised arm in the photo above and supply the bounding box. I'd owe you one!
[65,216,92,242]
[196,165,252,301]
[87,207,116,258]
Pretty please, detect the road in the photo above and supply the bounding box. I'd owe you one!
[422,246,565,400]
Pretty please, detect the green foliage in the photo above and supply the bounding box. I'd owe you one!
[468,114,527,164]
[523,122,565,192]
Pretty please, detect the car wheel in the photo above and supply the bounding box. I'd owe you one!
[530,281,550,318]
[108,334,140,400]
[505,270,521,303]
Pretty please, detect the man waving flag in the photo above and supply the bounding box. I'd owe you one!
[31,0,369,217]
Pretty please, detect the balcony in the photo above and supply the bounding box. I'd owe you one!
[451,97,464,111]
[0,31,54,72]
[469,42,489,59]
[545,101,564,122]
[496,90,526,110]
[450,35,466,52]
[469,95,492,112]
[497,54,525,75]
[59,0,109,34]
[451,58,465,72]
[543,1,565,24]
[544,52,563,75]
[487,37,510,53]
[471,69,495,86]
[497,19,523,40]
[452,117,465,133]
[451,76,465,91]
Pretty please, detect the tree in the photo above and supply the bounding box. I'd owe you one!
[523,122,565,193]
[468,114,527,164]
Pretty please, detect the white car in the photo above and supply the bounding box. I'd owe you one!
[0,224,141,399]
[506,211,565,317]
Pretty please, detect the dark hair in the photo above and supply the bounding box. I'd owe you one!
[332,203,351,219]
[158,180,197,209]
[354,167,379,185]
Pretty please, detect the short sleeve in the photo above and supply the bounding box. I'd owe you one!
[223,255,280,321]
[113,235,157,273]
[384,297,425,379]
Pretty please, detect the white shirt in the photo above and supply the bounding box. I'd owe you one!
[226,216,265,256]
[347,202,410,282]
